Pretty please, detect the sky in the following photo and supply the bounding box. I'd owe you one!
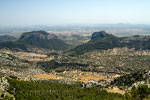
[0,0,150,26]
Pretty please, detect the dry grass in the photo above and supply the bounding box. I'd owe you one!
[27,56,54,62]
[82,39,90,43]
[17,52,47,58]
[106,87,125,95]
[34,74,63,79]
[78,75,106,83]
[27,58,43,61]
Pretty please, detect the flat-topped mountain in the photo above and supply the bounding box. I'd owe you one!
[0,31,70,52]
[72,31,150,55]
[19,30,58,40]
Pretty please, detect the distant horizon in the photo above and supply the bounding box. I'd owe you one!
[0,0,150,26]
[0,23,150,28]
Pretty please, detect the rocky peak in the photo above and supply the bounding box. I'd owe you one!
[91,31,111,39]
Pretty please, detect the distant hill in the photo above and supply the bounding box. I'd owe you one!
[71,31,150,55]
[0,35,17,42]
[0,31,70,52]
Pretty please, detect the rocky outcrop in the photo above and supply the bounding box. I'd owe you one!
[91,31,111,39]
[0,77,15,100]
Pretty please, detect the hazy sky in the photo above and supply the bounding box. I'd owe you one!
[0,0,150,26]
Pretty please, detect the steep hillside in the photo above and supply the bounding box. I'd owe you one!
[0,31,70,52]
